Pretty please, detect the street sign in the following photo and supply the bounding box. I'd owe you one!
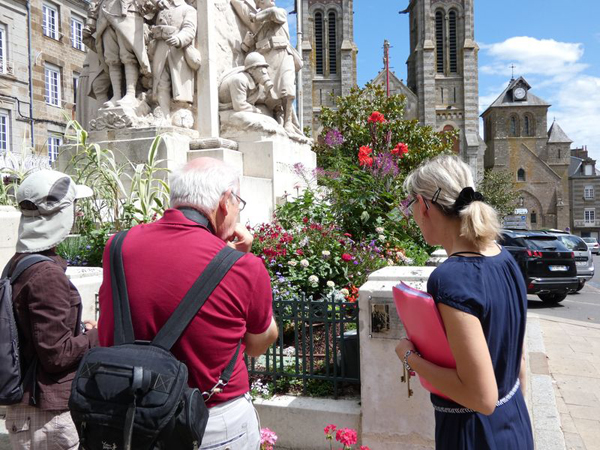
[503,214,528,229]
[514,208,528,215]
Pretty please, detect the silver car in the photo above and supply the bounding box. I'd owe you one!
[549,233,595,290]
[582,237,600,255]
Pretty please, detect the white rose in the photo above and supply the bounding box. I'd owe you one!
[326,280,335,288]
[378,234,386,241]
[308,275,319,284]
[288,260,297,267]
[340,288,350,296]
[322,250,331,257]
[375,227,384,234]
[300,259,309,267]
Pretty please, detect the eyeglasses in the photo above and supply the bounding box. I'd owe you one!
[232,192,246,211]
[399,188,442,219]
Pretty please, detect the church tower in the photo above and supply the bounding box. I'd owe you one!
[404,0,484,178]
[300,0,358,135]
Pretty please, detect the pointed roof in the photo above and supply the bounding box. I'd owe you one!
[481,77,550,116]
[548,121,573,144]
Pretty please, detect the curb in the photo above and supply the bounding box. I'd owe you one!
[526,314,566,450]
[529,312,600,330]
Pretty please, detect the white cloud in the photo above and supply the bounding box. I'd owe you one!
[480,36,600,160]
[481,36,588,83]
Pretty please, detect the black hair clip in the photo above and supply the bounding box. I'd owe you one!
[452,187,484,214]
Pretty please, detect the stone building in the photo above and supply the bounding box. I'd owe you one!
[402,0,485,178]
[569,146,600,238]
[481,76,571,230]
[0,0,87,162]
[299,0,358,135]
[371,67,418,121]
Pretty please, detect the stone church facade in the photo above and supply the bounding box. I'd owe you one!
[299,0,358,135]
[481,76,571,230]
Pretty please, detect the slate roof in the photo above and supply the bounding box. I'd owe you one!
[481,77,550,116]
[548,121,573,144]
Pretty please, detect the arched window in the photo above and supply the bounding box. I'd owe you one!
[509,115,519,137]
[328,12,337,75]
[517,168,526,181]
[314,12,324,75]
[523,115,530,136]
[531,210,537,224]
[448,11,458,73]
[443,125,460,154]
[435,11,444,74]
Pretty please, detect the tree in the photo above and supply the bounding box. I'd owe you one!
[478,169,519,218]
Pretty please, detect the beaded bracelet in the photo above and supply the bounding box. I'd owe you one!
[403,349,421,373]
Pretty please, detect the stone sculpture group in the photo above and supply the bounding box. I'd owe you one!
[79,0,305,139]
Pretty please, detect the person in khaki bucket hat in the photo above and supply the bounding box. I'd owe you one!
[4,169,98,450]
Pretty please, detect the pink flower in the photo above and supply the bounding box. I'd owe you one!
[324,423,337,439]
[260,427,278,450]
[360,447,371,450]
[335,428,358,447]
[341,253,353,262]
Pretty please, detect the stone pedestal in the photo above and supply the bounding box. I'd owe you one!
[358,266,437,450]
[0,206,20,270]
[66,267,103,322]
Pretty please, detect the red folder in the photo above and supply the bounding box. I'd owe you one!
[392,282,456,399]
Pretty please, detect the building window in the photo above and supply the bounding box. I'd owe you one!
[448,11,458,73]
[584,208,595,224]
[314,12,324,76]
[328,11,337,75]
[0,110,9,152]
[584,164,593,176]
[71,17,84,51]
[509,115,519,137]
[517,168,526,181]
[531,211,537,224]
[523,115,530,136]
[47,135,62,163]
[42,4,59,40]
[45,64,61,106]
[0,24,7,74]
[435,11,444,74]
[585,185,595,199]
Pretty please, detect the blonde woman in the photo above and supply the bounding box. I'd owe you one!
[395,155,533,449]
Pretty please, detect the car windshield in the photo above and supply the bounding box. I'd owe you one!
[583,238,598,244]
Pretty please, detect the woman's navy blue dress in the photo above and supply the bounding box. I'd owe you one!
[426,247,534,450]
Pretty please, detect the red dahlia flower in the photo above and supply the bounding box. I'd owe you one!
[367,111,386,124]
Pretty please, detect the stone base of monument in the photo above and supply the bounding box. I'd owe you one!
[58,127,195,186]
[358,266,437,450]
[189,133,316,226]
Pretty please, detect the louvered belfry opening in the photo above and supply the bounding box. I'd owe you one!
[315,12,324,75]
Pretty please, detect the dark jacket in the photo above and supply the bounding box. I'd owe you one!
[8,249,99,411]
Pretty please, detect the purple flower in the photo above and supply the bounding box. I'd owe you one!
[324,129,345,147]
[369,152,399,178]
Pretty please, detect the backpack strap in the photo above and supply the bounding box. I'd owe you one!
[110,230,136,345]
[152,245,244,350]
[2,254,54,281]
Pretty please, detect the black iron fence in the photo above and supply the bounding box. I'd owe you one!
[245,294,360,398]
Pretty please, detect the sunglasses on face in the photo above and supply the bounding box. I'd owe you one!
[399,188,442,219]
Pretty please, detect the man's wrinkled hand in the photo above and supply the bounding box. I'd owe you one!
[227,223,254,253]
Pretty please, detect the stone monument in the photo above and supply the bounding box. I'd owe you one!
[72,0,315,225]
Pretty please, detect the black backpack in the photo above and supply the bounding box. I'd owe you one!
[69,230,244,450]
[0,255,53,405]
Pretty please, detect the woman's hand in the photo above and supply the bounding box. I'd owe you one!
[395,338,416,362]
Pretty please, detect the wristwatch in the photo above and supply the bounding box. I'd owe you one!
[403,349,421,373]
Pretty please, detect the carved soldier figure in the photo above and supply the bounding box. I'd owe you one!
[85,0,151,107]
[231,0,303,136]
[149,0,200,126]
[218,52,273,113]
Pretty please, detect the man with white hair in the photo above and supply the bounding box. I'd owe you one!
[97,157,277,449]
[4,170,98,449]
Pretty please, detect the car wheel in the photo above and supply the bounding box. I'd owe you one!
[538,293,567,303]
[576,280,586,292]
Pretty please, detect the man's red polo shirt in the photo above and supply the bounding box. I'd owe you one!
[97,209,273,407]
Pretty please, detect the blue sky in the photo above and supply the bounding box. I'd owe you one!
[280,0,600,161]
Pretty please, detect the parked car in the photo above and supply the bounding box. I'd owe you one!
[541,231,594,291]
[499,229,579,303]
[582,237,600,255]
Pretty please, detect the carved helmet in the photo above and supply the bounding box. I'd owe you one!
[244,52,269,70]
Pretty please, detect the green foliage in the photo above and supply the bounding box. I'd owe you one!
[478,169,519,218]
